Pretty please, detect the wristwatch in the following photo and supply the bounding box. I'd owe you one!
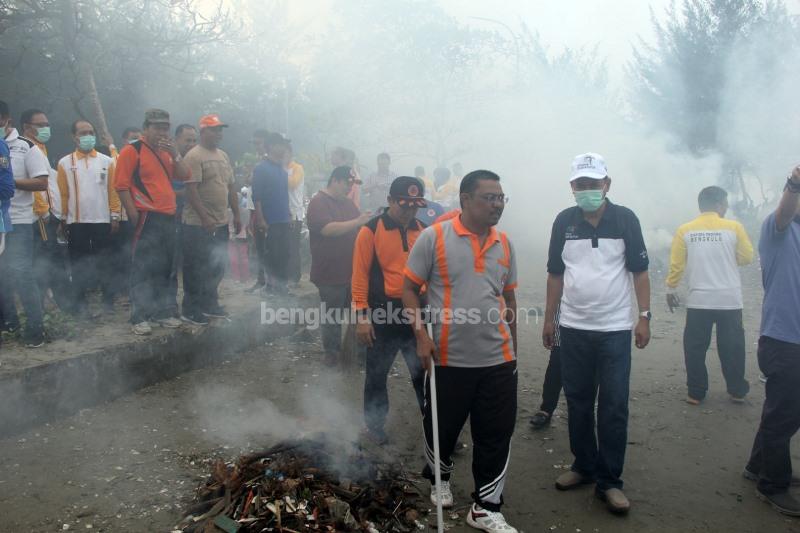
[639,310,652,321]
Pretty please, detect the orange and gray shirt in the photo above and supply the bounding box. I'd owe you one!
[352,211,425,311]
[404,216,517,368]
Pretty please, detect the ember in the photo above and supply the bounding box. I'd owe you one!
[176,437,428,532]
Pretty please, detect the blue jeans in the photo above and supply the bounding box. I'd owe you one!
[560,326,631,491]
[0,224,44,337]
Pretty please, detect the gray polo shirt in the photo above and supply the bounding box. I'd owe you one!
[759,212,800,345]
[404,216,517,368]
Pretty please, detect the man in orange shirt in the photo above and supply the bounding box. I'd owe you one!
[114,109,191,335]
[353,176,427,444]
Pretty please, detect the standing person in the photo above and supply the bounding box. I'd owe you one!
[414,166,434,199]
[403,170,519,533]
[433,166,457,208]
[530,305,563,429]
[0,100,49,346]
[286,144,305,285]
[666,186,753,405]
[331,147,360,207]
[170,123,197,319]
[180,114,239,324]
[56,119,121,315]
[252,133,292,296]
[353,176,427,444]
[246,129,270,293]
[114,109,190,335]
[543,153,650,515]
[743,168,800,516]
[228,183,251,284]
[362,152,396,211]
[306,166,370,366]
[21,109,73,314]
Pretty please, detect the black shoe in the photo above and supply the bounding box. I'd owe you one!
[203,306,229,319]
[530,410,553,429]
[24,332,45,348]
[245,282,266,294]
[743,468,800,487]
[757,488,800,516]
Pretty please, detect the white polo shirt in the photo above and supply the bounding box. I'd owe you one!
[4,129,50,224]
[56,150,119,224]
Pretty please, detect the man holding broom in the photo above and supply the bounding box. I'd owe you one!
[403,169,519,533]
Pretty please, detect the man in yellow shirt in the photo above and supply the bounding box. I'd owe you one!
[666,186,754,405]
[286,144,305,285]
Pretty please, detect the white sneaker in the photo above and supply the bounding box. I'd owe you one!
[429,480,454,508]
[155,317,182,328]
[466,503,518,533]
[132,321,152,335]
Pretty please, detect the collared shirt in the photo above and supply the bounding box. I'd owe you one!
[0,139,14,233]
[56,150,120,224]
[352,211,424,310]
[252,159,290,224]
[759,212,800,345]
[4,128,50,224]
[405,216,517,368]
[307,190,361,286]
[547,200,649,332]
[667,212,754,309]
[114,139,183,215]
[181,144,234,227]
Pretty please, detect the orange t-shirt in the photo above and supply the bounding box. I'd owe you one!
[114,140,183,215]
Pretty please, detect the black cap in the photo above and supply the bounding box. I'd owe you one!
[389,176,426,208]
[265,132,291,147]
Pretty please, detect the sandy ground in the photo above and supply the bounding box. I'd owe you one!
[1,265,799,533]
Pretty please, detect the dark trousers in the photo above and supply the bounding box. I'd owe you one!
[683,308,750,400]
[33,217,73,313]
[560,326,631,491]
[107,220,133,301]
[181,224,229,318]
[746,336,800,494]
[422,361,518,511]
[253,230,266,285]
[288,220,302,283]
[167,218,182,316]
[265,222,290,289]
[0,224,44,336]
[364,322,425,433]
[68,223,113,309]
[316,283,350,355]
[130,212,176,324]
[540,346,563,414]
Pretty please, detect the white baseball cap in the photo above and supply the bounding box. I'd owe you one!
[569,152,608,182]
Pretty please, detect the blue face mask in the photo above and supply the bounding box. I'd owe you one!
[78,135,96,152]
[35,126,51,144]
[574,189,605,212]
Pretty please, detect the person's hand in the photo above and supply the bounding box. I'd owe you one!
[256,218,268,234]
[357,212,372,225]
[201,216,216,234]
[791,165,800,184]
[101,133,114,148]
[233,215,242,236]
[416,332,437,371]
[356,320,375,347]
[110,220,119,234]
[666,293,680,313]
[542,321,556,350]
[158,137,178,158]
[635,318,651,349]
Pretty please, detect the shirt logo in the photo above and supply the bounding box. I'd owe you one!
[427,208,435,217]
[564,225,580,240]
[0,156,9,169]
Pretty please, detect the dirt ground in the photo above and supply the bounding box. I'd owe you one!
[1,265,799,533]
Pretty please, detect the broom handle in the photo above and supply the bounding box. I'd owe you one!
[426,321,444,533]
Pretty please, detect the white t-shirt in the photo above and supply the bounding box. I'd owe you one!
[5,129,50,224]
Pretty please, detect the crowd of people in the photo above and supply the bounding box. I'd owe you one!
[1,100,799,532]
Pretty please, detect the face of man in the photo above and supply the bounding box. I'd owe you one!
[73,121,95,150]
[144,122,171,146]
[377,155,390,173]
[176,127,198,156]
[199,126,222,150]
[462,179,505,227]
[386,197,418,226]
[24,112,49,143]
[268,143,288,164]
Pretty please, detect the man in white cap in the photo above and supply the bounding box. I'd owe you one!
[542,153,651,514]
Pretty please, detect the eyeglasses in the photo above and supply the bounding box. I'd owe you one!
[477,193,509,204]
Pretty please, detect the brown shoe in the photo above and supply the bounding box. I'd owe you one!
[597,488,630,514]
[555,471,594,491]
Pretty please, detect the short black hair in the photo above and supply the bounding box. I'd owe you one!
[414,166,425,177]
[121,127,141,140]
[459,170,500,207]
[377,152,390,161]
[698,186,728,211]
[0,100,9,119]
[20,108,45,127]
[175,123,195,137]
[71,119,93,135]
[328,165,353,185]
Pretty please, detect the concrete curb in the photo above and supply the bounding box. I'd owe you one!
[0,294,317,438]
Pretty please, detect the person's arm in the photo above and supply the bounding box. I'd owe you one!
[665,228,686,311]
[185,182,215,232]
[352,226,376,346]
[633,271,651,349]
[57,163,69,225]
[118,190,139,226]
[735,222,754,266]
[503,288,518,355]
[402,228,436,369]
[543,274,563,349]
[321,213,371,236]
[776,167,800,231]
[19,144,48,191]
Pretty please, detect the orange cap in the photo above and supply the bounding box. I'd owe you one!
[199,114,228,129]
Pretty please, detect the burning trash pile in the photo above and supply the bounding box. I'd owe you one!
[176,437,429,532]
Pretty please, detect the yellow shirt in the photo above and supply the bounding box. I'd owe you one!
[32,139,51,218]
